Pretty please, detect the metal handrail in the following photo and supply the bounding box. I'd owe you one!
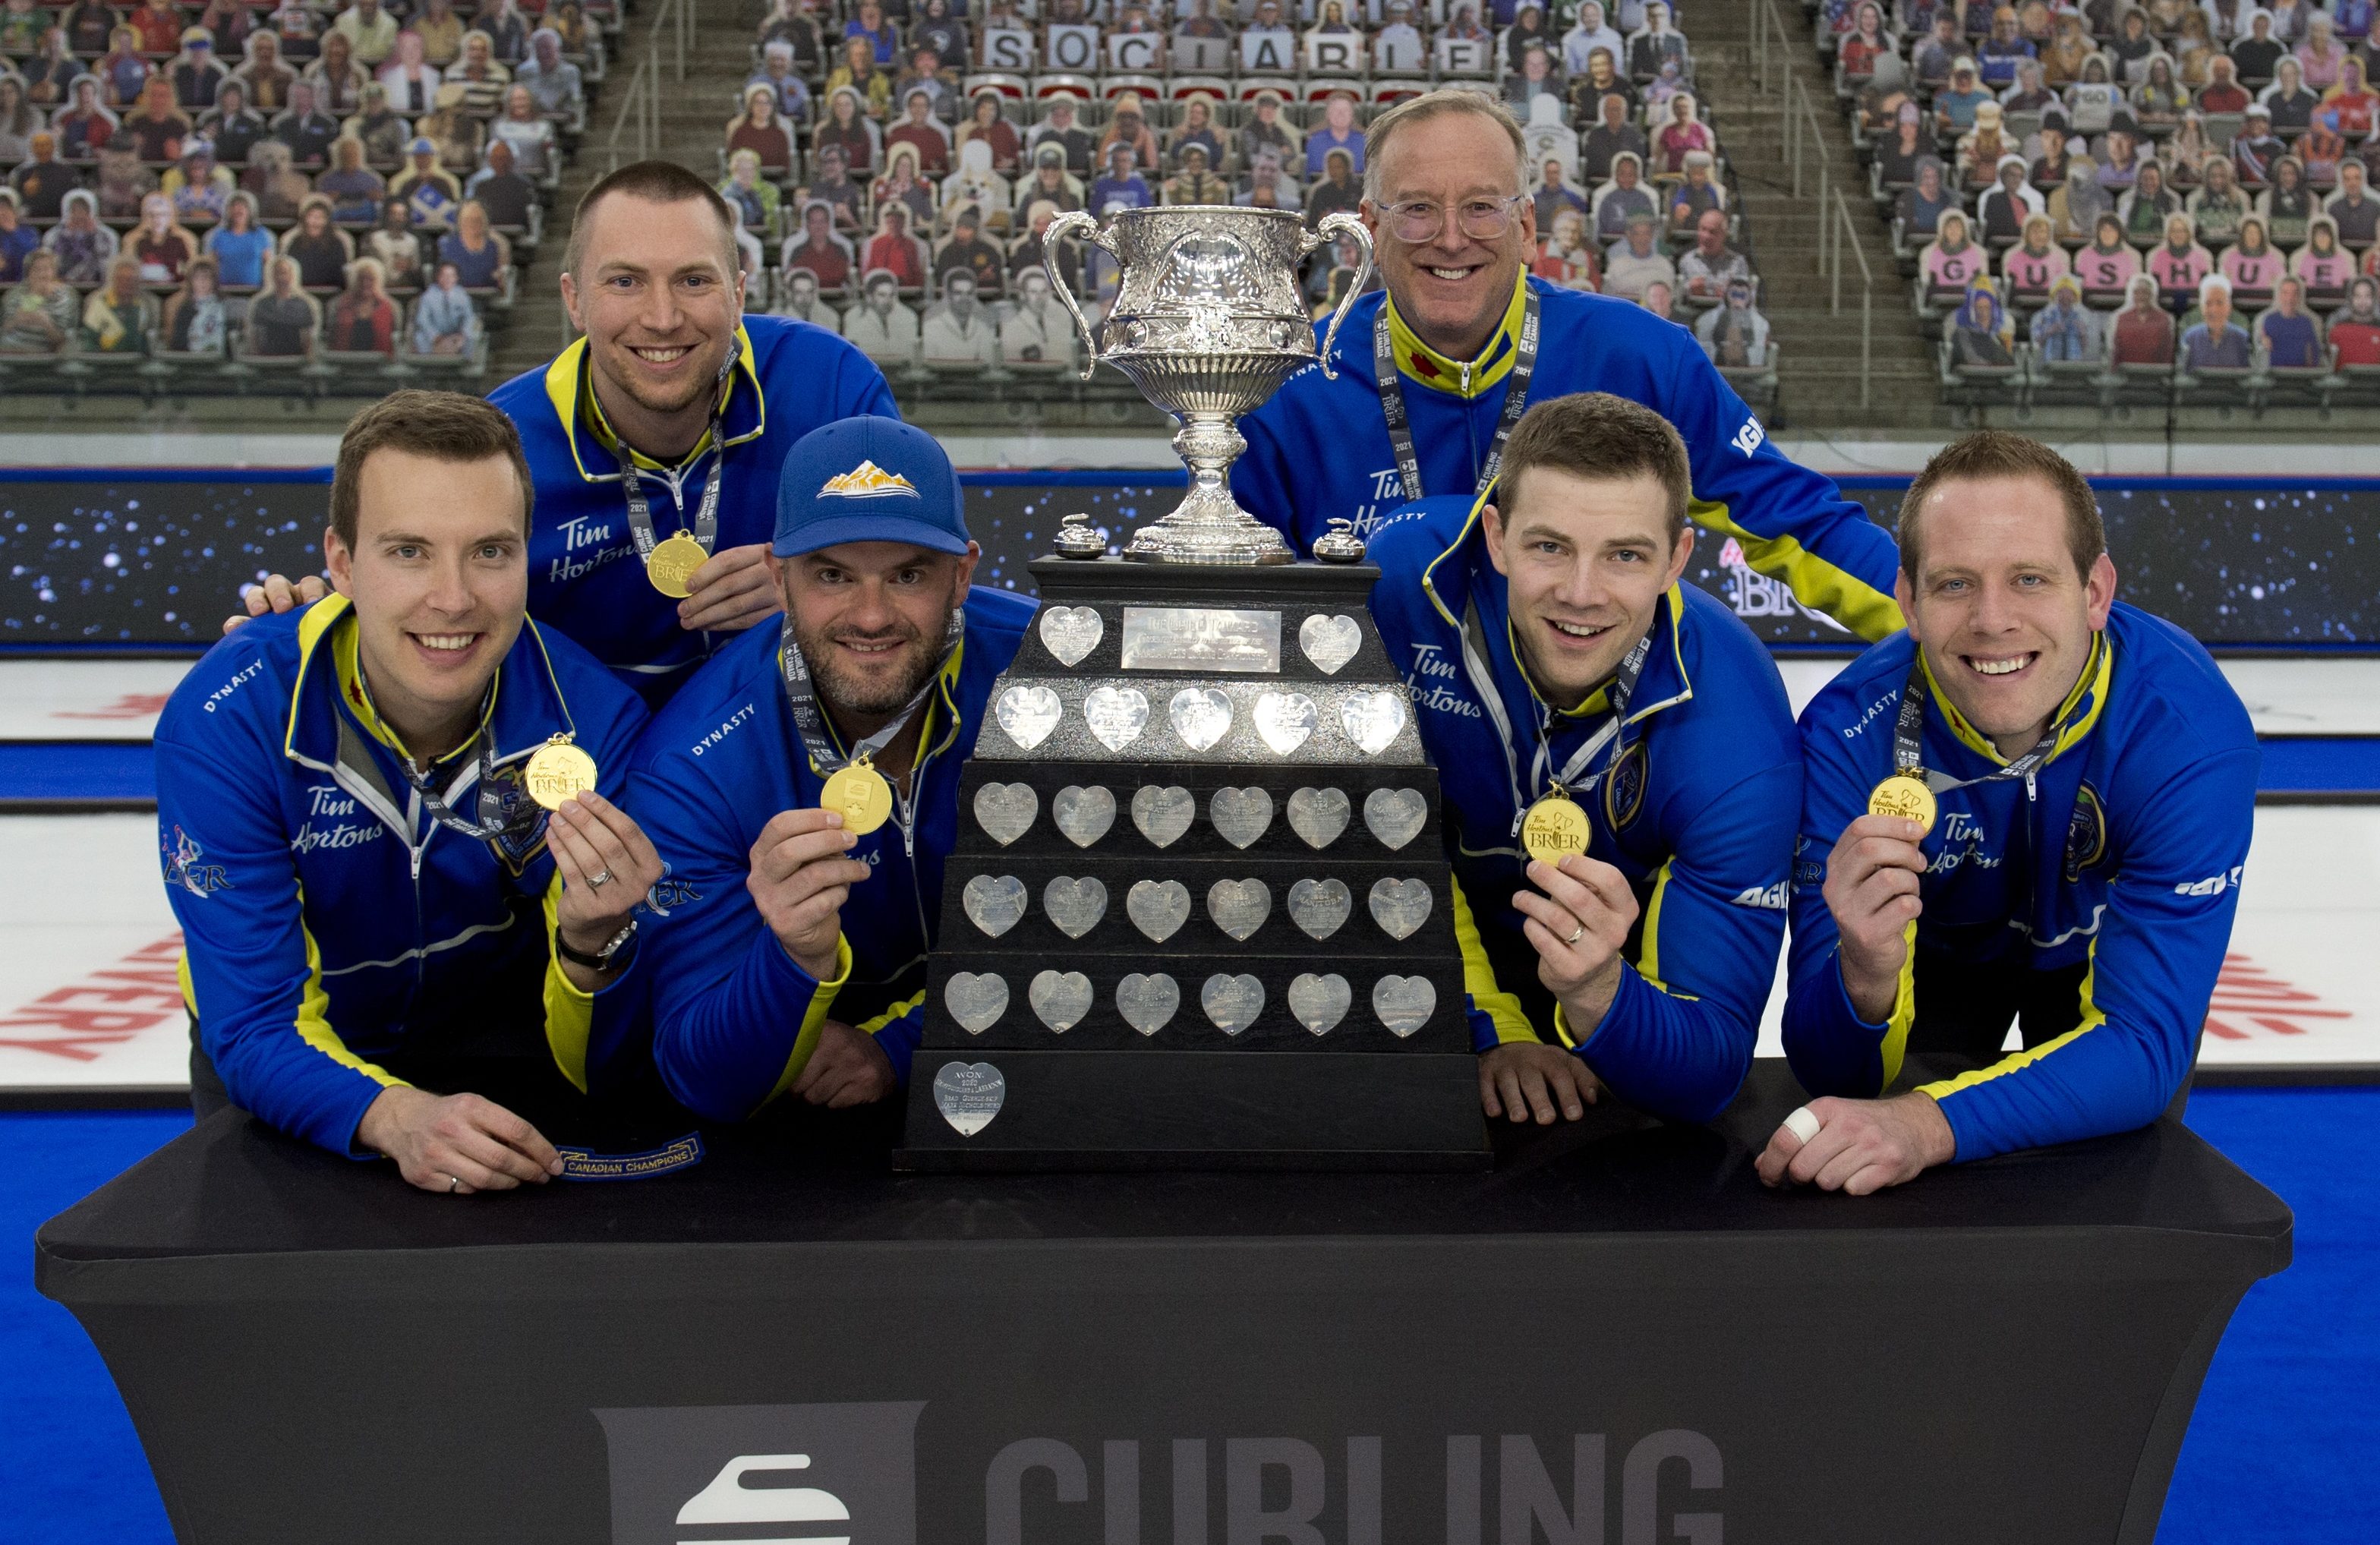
[1754,0,1876,411]
[1833,186,1874,410]
[601,0,693,171]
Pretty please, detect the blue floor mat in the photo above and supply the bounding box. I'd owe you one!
[2,1093,2373,1541]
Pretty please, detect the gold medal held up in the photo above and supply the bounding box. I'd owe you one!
[1521,793,1592,866]
[645,532,709,599]
[1868,773,1937,836]
[821,755,894,837]
[524,734,600,811]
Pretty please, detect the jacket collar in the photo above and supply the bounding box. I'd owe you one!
[539,323,765,484]
[785,614,972,774]
[1918,627,2112,769]
[284,593,578,776]
[1384,270,1527,399]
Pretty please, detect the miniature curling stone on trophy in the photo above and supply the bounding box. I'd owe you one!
[897,206,1488,1171]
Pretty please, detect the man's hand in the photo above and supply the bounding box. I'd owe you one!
[355,1085,561,1193]
[747,806,870,979]
[791,1018,897,1108]
[222,572,328,635]
[1512,853,1639,1031]
[1479,1039,1603,1124]
[1823,814,1928,1022]
[1754,1092,1956,1195]
[547,790,665,986]
[677,542,782,632]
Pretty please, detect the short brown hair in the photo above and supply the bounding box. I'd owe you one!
[563,159,740,279]
[330,390,533,551]
[1363,90,1527,201]
[1497,392,1692,544]
[1897,430,2104,581]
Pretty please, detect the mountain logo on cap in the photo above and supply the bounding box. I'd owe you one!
[819,459,919,499]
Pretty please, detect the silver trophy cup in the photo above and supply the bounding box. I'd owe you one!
[1046,206,1375,565]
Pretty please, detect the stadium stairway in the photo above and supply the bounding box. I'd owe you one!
[493,0,768,380]
[1689,2,1946,433]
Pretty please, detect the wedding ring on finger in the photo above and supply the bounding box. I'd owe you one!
[588,869,613,888]
[1564,922,1586,947]
[446,1174,462,1193]
[1783,1106,1824,1146]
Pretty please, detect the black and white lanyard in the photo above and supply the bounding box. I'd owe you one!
[609,363,732,566]
[1461,601,1651,837]
[1890,642,2095,795]
[1373,282,1541,503]
[350,670,534,843]
[777,607,966,781]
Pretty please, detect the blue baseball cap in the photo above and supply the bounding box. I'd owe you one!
[772,415,970,559]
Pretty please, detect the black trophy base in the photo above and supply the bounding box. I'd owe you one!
[895,1050,1492,1173]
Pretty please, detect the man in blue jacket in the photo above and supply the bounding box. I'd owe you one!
[1237,90,1904,643]
[232,161,899,707]
[1764,432,2258,1194]
[626,417,1035,1123]
[1367,392,1802,1128]
[157,393,661,1193]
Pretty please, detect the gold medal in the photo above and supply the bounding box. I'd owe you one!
[1520,793,1592,866]
[1868,774,1937,836]
[645,532,710,598]
[821,754,894,837]
[523,735,599,811]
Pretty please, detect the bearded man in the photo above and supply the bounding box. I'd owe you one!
[622,417,1033,1119]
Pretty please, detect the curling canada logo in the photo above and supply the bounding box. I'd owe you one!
[819,461,919,500]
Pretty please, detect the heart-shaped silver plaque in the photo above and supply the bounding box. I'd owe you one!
[1051,784,1115,848]
[1288,973,1352,1035]
[1252,690,1318,755]
[1206,877,1272,941]
[995,684,1061,752]
[1340,689,1408,756]
[1042,875,1108,939]
[1126,878,1191,941]
[1372,974,1436,1036]
[961,874,1028,938]
[943,971,1009,1034]
[1285,786,1350,849]
[933,1061,1005,1135]
[1168,686,1233,752]
[1201,972,1266,1033]
[1131,784,1196,847]
[1368,877,1433,941]
[1298,613,1363,675]
[1362,787,1427,850]
[1115,972,1180,1035]
[972,781,1039,846]
[1209,786,1275,849]
[1286,877,1352,940]
[1029,968,1093,1032]
[1083,685,1152,752]
[1038,605,1104,667]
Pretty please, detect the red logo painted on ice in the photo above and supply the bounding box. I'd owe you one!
[0,935,185,1062]
[2202,952,2355,1041]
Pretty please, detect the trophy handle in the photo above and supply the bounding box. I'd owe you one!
[1305,212,1376,383]
[1042,210,1109,383]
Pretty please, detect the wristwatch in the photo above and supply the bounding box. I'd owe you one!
[556,918,638,973]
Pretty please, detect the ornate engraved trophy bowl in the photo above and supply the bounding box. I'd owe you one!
[1047,205,1374,566]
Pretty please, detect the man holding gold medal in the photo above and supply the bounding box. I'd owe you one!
[1764,433,2259,1195]
[1364,393,1802,1128]
[623,418,1035,1121]
[156,393,662,1193]
[232,162,897,708]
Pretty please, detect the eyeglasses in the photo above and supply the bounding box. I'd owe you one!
[1376,194,1527,244]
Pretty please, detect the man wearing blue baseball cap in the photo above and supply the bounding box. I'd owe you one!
[621,417,1036,1119]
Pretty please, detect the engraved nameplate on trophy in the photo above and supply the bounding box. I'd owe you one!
[1119,606,1283,673]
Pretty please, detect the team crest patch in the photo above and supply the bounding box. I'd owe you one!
[819,460,918,499]
[162,825,231,897]
[1602,741,1650,831]
[479,763,550,872]
[2063,783,2108,882]
[641,861,702,918]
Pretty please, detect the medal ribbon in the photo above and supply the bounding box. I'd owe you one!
[1373,283,1540,504]
[1891,642,2093,794]
[350,665,531,843]
[777,607,966,778]
[1461,601,1652,840]
[611,364,731,566]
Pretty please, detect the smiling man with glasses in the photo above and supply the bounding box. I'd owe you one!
[1236,90,1904,644]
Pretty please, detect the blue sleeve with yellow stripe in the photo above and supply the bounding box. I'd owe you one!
[1560,758,1798,1124]
[156,720,399,1157]
[626,758,851,1124]
[1916,749,2258,1161]
[1650,327,1905,645]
